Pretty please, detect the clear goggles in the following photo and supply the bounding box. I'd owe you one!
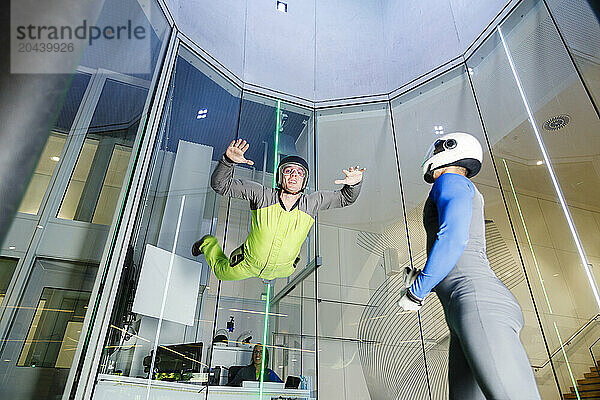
[282,165,306,178]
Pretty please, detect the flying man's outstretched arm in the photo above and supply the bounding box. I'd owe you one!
[211,155,265,207]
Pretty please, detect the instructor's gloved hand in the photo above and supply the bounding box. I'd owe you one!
[397,289,423,313]
[403,267,421,288]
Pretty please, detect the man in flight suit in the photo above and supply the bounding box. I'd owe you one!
[192,138,365,281]
[398,132,541,399]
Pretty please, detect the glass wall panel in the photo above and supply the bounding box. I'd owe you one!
[467,0,600,396]
[391,65,552,398]
[95,42,238,394]
[0,259,97,399]
[17,287,91,368]
[0,257,18,306]
[95,44,318,400]
[57,0,171,225]
[17,72,91,215]
[209,91,316,396]
[545,0,600,107]
[316,103,423,400]
[58,79,149,225]
[78,0,169,82]
[0,1,170,399]
[266,98,317,396]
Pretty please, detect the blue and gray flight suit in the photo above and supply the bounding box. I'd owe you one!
[409,173,541,399]
[201,155,362,281]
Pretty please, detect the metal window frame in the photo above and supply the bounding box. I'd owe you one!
[66,28,180,400]
[0,70,106,347]
[0,0,173,398]
[0,67,161,333]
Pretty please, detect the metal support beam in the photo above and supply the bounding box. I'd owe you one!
[271,256,322,306]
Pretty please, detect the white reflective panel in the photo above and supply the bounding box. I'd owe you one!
[133,244,202,326]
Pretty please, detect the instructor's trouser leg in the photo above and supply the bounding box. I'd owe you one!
[449,332,486,400]
[446,285,541,400]
[202,236,254,281]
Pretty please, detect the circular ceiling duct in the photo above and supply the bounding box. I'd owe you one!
[543,114,570,131]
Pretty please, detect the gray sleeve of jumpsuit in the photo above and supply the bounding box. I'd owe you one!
[211,155,266,209]
[306,181,362,212]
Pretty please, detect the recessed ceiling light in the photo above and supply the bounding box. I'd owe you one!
[197,109,208,119]
[536,160,543,165]
[51,156,60,162]
[277,1,287,12]
[434,125,444,135]
[8,246,15,250]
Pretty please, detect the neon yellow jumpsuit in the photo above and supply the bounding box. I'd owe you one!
[199,156,362,281]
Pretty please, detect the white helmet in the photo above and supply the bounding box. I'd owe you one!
[422,132,483,183]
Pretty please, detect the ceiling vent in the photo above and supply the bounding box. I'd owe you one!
[543,114,570,131]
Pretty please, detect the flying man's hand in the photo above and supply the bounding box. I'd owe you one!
[334,165,366,186]
[226,139,254,166]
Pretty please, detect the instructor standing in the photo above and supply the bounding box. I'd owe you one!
[398,132,540,399]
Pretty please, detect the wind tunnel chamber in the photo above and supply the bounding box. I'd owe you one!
[1,0,600,400]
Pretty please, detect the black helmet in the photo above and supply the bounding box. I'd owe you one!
[277,155,309,191]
